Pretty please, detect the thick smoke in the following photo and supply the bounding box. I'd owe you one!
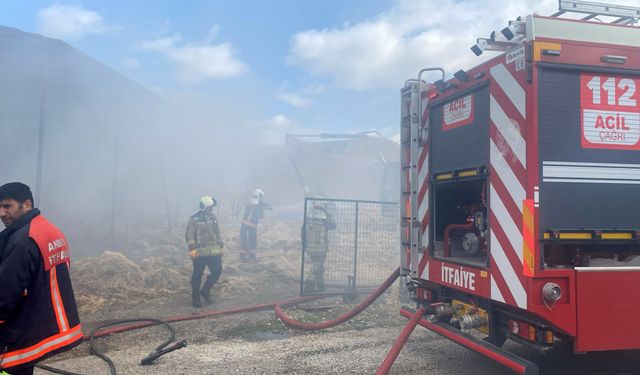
[0,26,399,256]
[0,26,264,255]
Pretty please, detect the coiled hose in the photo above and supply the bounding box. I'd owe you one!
[35,318,179,375]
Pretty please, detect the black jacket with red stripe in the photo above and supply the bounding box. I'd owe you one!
[0,209,82,371]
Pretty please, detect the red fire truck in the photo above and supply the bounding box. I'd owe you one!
[399,1,640,373]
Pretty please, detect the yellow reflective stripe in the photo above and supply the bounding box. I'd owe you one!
[558,232,592,240]
[436,173,453,180]
[601,233,633,240]
[545,232,633,240]
[197,246,223,256]
[457,170,478,177]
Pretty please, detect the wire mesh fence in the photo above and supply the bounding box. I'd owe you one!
[300,197,399,296]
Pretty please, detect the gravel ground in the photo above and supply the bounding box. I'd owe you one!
[36,317,640,375]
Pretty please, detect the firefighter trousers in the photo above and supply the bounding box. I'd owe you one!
[240,224,257,260]
[191,255,222,299]
[304,253,327,292]
[7,365,34,375]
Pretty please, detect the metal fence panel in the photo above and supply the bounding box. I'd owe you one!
[300,197,398,296]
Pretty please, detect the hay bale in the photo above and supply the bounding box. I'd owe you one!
[72,251,188,315]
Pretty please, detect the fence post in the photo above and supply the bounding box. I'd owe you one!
[300,198,308,296]
[353,201,359,291]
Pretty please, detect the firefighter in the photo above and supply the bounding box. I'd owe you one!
[0,182,82,375]
[239,189,272,262]
[186,196,224,308]
[302,203,337,293]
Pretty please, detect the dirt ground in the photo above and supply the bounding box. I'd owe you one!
[33,219,640,375]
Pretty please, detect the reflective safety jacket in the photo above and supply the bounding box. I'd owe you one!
[302,216,337,257]
[0,209,82,371]
[186,211,223,257]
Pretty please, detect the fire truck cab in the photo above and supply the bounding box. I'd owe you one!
[399,1,640,373]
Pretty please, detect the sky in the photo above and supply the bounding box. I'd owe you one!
[0,0,637,146]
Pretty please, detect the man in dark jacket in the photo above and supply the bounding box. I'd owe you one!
[0,182,82,375]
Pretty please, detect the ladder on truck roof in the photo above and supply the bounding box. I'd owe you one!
[553,0,640,25]
[471,0,640,56]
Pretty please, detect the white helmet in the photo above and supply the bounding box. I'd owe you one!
[199,196,216,210]
[251,189,264,204]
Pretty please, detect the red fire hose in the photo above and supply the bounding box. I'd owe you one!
[375,307,426,375]
[275,267,400,330]
[88,302,283,339]
[89,267,400,339]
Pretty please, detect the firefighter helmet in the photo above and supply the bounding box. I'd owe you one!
[199,196,216,210]
[251,189,264,204]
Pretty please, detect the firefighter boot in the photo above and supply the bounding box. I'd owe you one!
[200,289,212,304]
[192,286,202,308]
[200,281,215,304]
